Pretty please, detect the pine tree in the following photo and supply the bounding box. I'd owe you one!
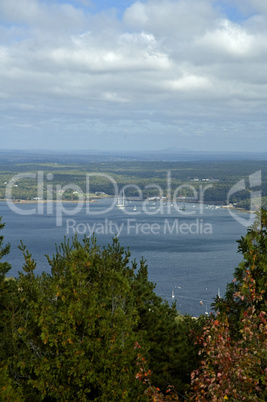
[9,236,147,401]
[132,258,203,396]
[191,210,267,400]
[213,209,267,336]
[0,217,15,361]
[0,218,23,397]
[0,227,204,400]
[0,216,11,281]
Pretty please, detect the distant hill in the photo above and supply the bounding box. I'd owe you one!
[1,149,267,163]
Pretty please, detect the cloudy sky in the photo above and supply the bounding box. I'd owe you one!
[0,0,267,152]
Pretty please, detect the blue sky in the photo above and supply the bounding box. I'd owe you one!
[52,0,247,20]
[47,0,135,15]
[0,0,267,152]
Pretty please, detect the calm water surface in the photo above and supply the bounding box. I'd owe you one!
[0,199,250,316]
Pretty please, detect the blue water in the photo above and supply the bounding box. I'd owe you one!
[0,199,250,316]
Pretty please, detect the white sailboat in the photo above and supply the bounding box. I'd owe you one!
[179,202,186,211]
[116,191,125,209]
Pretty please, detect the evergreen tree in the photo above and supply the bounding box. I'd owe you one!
[132,259,203,396]
[191,210,267,400]
[213,209,267,335]
[0,216,11,280]
[0,223,203,400]
[6,236,147,401]
[0,217,17,361]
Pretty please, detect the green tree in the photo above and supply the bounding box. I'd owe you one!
[190,210,267,400]
[132,260,204,397]
[213,209,267,335]
[0,218,16,361]
[0,218,24,398]
[0,223,204,401]
[6,236,147,401]
[190,285,267,400]
[0,217,11,279]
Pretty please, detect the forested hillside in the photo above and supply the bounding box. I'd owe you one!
[1,152,267,207]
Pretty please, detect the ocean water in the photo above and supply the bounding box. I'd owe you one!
[0,199,250,316]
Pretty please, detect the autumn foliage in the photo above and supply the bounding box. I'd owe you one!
[190,210,267,401]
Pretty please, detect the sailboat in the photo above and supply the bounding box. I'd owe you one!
[179,202,186,211]
[116,191,125,209]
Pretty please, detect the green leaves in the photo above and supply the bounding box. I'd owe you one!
[18,240,37,276]
[1,235,148,400]
[0,216,11,279]
[191,209,267,401]
[0,220,205,400]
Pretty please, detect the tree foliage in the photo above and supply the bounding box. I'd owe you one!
[0,227,201,401]
[3,209,266,401]
[132,260,204,396]
[2,236,148,401]
[213,209,267,334]
[0,216,11,279]
[190,209,267,400]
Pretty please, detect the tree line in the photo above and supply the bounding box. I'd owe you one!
[2,159,267,206]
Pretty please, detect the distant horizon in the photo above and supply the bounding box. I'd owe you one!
[1,148,267,155]
[2,148,267,163]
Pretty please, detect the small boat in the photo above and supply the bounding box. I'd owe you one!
[133,205,137,211]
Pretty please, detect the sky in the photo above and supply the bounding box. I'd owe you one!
[0,0,267,152]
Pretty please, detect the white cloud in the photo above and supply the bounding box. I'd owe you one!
[124,0,217,34]
[48,31,172,73]
[197,20,254,56]
[0,0,41,24]
[165,74,212,92]
[0,0,87,34]
[0,0,267,151]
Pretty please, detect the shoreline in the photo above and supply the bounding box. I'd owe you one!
[0,198,100,204]
[0,198,255,213]
[221,205,256,214]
